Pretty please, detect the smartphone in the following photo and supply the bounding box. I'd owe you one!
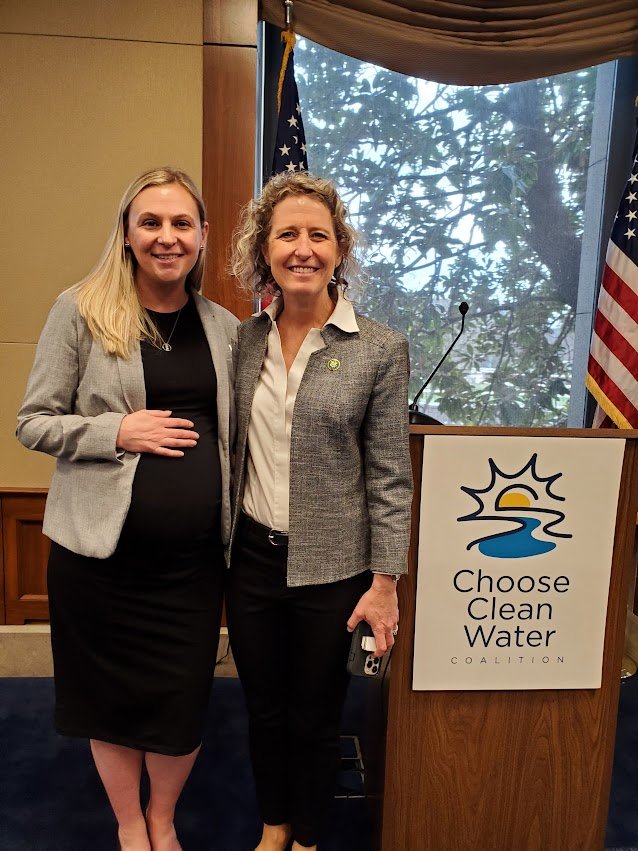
[347,621,382,677]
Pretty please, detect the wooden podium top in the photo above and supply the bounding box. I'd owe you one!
[409,424,638,439]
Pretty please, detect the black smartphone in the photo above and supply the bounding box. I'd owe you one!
[347,621,382,677]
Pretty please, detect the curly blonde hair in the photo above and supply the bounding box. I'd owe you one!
[230,172,362,296]
[72,167,207,358]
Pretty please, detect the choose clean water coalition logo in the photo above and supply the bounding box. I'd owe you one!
[457,454,572,558]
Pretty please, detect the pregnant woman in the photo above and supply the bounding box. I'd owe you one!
[17,167,238,851]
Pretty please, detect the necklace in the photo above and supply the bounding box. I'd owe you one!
[152,306,183,352]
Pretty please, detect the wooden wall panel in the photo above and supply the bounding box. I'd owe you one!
[204,0,257,45]
[202,0,257,319]
[0,0,202,44]
[202,44,256,318]
[1,34,202,347]
[2,493,49,624]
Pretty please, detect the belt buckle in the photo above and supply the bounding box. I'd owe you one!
[268,528,288,547]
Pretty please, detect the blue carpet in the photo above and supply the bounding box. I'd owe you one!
[0,677,372,850]
[1,673,636,850]
[606,673,638,849]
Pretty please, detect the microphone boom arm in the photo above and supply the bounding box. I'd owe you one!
[409,301,468,421]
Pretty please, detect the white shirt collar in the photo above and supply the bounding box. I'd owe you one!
[260,288,359,333]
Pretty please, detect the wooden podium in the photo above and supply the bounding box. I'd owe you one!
[374,426,638,851]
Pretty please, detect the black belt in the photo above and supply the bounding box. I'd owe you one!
[240,511,289,547]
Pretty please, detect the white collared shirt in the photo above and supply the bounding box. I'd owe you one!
[242,289,359,531]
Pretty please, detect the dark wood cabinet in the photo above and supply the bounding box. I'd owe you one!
[1,490,49,624]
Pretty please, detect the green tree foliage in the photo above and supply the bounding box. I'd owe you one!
[294,40,596,425]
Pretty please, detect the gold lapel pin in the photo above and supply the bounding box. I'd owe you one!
[327,358,341,371]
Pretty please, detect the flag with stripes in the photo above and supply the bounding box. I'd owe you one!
[586,124,638,428]
[272,30,308,176]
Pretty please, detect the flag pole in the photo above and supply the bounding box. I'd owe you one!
[284,0,294,31]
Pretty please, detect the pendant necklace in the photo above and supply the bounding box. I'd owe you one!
[153,306,183,352]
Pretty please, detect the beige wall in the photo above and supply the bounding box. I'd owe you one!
[0,1,203,486]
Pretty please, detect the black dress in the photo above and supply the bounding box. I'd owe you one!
[47,297,224,756]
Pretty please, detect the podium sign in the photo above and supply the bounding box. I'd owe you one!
[413,435,625,690]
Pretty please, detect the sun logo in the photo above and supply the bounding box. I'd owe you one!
[457,453,572,559]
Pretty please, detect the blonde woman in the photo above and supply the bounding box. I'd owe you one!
[17,167,238,851]
[228,172,412,851]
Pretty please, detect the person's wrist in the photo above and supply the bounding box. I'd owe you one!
[372,572,399,588]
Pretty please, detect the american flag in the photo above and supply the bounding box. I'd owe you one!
[272,31,308,176]
[586,124,638,428]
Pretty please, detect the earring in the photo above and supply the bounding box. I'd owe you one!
[199,245,206,252]
[124,241,130,247]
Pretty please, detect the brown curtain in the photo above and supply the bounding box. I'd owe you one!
[260,1,638,84]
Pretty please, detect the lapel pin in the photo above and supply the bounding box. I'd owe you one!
[327,358,341,371]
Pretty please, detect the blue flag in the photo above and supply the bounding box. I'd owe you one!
[272,32,308,176]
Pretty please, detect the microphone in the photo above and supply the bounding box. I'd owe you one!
[409,302,469,425]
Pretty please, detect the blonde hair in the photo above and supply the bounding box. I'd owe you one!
[230,172,362,296]
[72,167,207,358]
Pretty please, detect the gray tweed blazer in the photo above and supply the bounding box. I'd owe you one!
[230,310,413,587]
[17,289,239,558]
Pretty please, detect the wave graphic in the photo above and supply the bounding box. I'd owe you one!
[476,516,557,558]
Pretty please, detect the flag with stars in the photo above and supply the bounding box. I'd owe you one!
[586,122,638,428]
[272,31,308,176]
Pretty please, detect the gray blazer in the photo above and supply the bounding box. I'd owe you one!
[17,289,239,558]
[230,310,413,586]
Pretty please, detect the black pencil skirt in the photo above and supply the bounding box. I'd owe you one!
[47,534,225,756]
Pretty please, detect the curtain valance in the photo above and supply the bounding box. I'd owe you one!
[260,1,638,84]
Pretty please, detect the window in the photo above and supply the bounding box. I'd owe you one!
[282,36,603,427]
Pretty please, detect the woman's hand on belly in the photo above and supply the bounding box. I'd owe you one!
[347,575,399,658]
[116,409,199,457]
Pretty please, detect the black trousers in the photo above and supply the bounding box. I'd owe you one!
[226,512,371,847]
